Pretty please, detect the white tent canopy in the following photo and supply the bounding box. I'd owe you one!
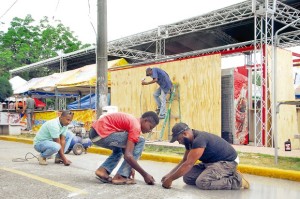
[9,76,27,92]
[13,77,43,95]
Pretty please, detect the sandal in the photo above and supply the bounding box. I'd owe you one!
[95,175,112,183]
[112,178,136,185]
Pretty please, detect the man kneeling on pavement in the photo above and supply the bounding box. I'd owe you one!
[161,122,250,190]
[33,111,74,166]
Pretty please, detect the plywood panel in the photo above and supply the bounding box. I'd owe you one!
[111,55,221,141]
[273,48,299,148]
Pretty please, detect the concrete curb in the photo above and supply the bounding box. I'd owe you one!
[1,136,300,182]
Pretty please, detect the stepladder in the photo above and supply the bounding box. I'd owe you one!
[148,84,181,141]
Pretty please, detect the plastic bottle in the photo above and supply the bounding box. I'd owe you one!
[284,139,291,151]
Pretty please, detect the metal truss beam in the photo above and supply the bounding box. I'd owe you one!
[108,1,254,50]
[278,30,300,48]
[112,41,256,69]
[9,46,96,74]
[274,1,300,29]
[108,48,159,61]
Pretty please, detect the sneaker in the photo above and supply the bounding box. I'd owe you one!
[158,115,165,119]
[54,157,63,164]
[38,155,48,165]
[238,171,250,189]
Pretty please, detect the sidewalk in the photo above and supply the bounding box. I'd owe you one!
[145,140,300,158]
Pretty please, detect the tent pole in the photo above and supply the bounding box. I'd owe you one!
[55,88,58,110]
[77,96,80,110]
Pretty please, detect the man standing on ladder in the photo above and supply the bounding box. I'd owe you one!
[142,67,172,119]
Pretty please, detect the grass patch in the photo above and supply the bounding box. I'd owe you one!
[143,145,300,171]
[144,145,185,156]
[13,133,36,139]
[8,134,300,171]
[238,152,300,171]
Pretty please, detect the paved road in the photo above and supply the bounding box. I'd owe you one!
[0,140,299,199]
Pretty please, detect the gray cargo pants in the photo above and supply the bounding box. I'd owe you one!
[183,161,242,190]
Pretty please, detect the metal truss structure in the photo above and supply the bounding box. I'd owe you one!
[9,0,300,148]
[107,0,254,60]
[11,0,299,74]
[253,0,300,147]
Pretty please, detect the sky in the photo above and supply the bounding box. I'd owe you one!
[0,0,246,44]
[0,0,299,68]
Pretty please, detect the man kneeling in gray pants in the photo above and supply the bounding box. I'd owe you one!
[161,123,249,190]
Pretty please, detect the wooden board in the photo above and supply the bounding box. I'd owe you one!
[272,48,298,148]
[111,55,221,141]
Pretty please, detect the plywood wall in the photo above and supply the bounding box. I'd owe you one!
[111,55,221,141]
[273,48,299,148]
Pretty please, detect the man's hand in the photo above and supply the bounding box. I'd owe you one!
[161,174,171,183]
[143,173,155,185]
[161,177,172,189]
[141,81,147,85]
[63,159,72,166]
[129,168,135,179]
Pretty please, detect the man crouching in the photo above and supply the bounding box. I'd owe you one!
[33,111,74,166]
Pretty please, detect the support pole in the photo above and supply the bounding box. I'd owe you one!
[96,0,108,118]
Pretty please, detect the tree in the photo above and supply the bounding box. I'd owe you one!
[0,77,13,101]
[0,14,92,79]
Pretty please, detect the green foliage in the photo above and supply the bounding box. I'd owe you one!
[46,98,55,108]
[0,14,92,79]
[252,73,261,86]
[0,77,13,101]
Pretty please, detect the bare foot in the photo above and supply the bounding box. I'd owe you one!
[95,167,111,181]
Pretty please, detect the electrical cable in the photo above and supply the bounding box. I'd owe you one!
[12,152,38,162]
[0,0,18,21]
[52,0,61,20]
[87,0,96,37]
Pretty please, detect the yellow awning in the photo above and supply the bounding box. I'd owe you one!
[56,58,128,88]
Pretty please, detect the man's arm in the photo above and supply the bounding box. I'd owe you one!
[124,140,155,184]
[162,149,190,181]
[141,78,158,85]
[162,147,205,188]
[53,135,71,166]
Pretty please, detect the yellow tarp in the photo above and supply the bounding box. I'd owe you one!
[23,110,96,132]
[56,58,128,88]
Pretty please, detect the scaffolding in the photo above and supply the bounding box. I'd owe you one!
[9,0,300,148]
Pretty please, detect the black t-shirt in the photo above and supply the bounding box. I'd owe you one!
[192,130,237,163]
